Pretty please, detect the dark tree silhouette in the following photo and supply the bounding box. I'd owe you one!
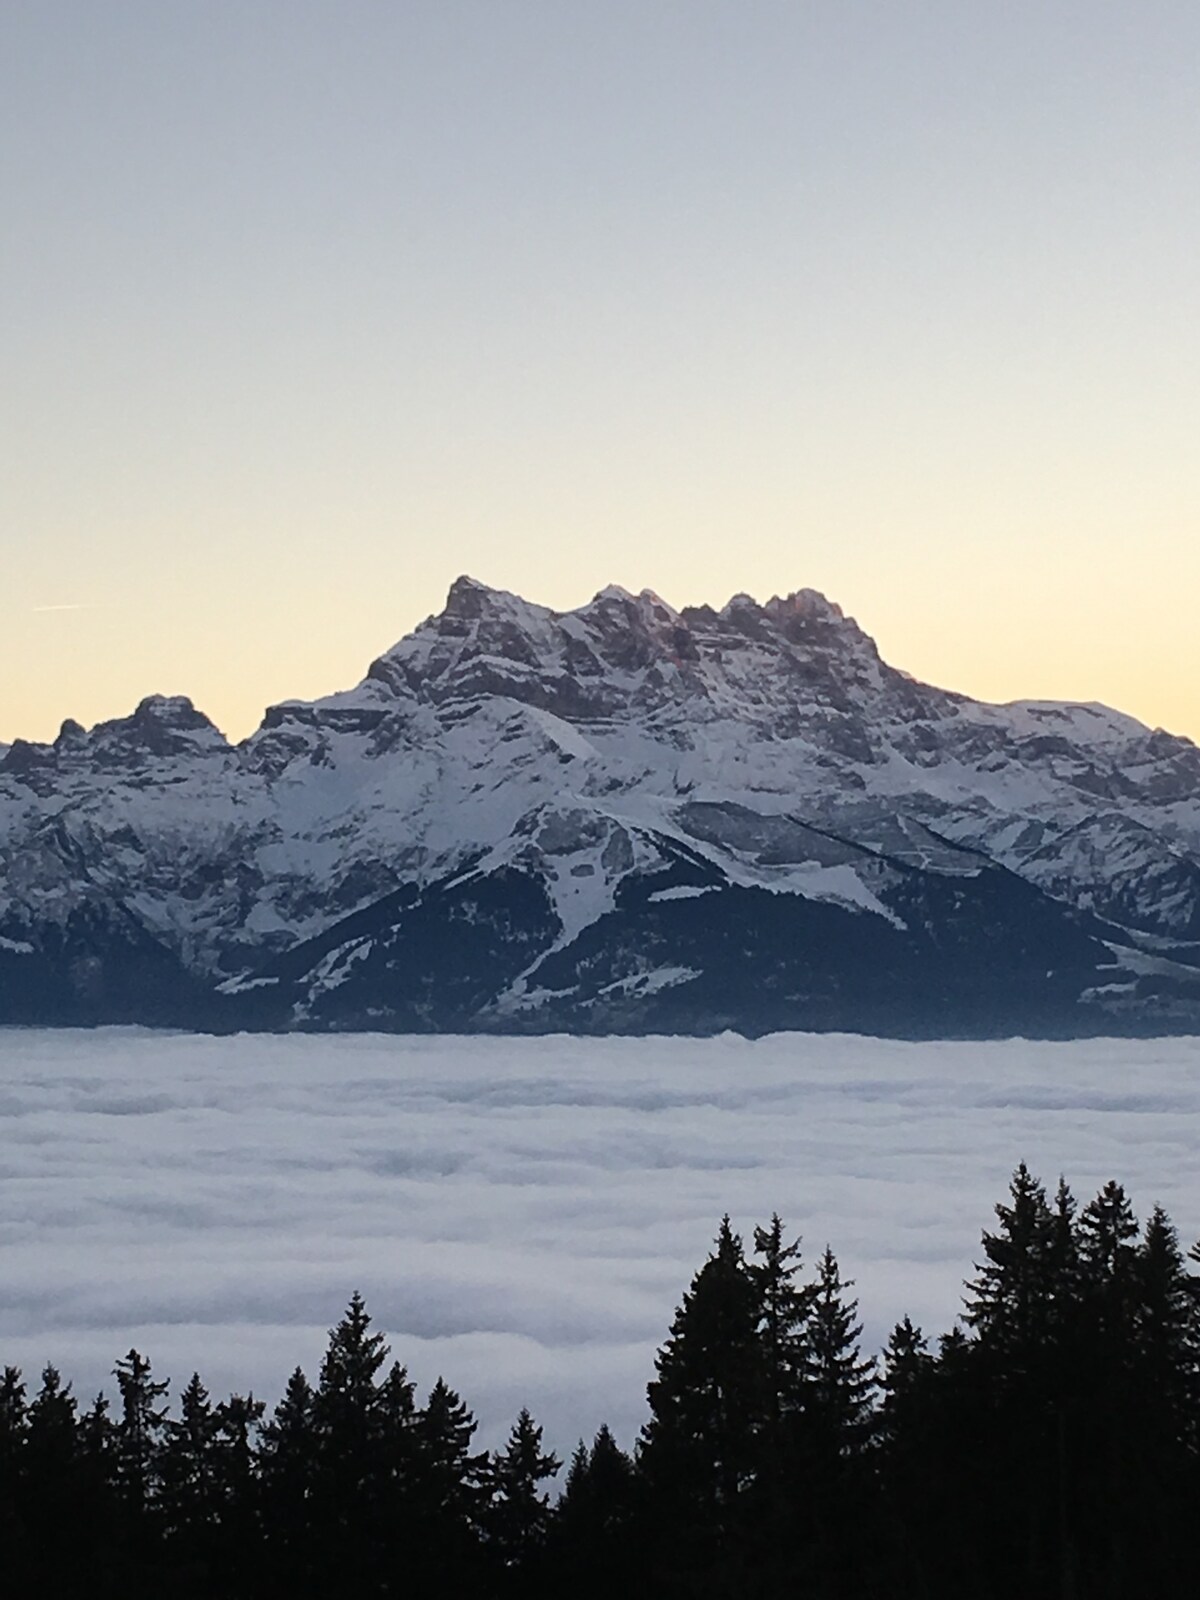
[257,1365,317,1594]
[751,1213,812,1435]
[803,1244,876,1446]
[642,1217,763,1516]
[3,1172,1200,1600]
[407,1376,492,1597]
[489,1406,560,1570]
[113,1348,170,1521]
[159,1371,219,1553]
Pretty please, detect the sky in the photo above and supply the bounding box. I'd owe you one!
[3,2,1199,745]
[4,1028,1199,1454]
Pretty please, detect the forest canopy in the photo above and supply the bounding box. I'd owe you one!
[3,1165,1198,1598]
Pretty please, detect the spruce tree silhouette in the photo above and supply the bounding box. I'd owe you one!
[4,1168,1200,1599]
[159,1372,219,1569]
[964,1160,1058,1374]
[212,1391,264,1590]
[556,1418,638,1588]
[309,1292,391,1587]
[257,1365,316,1594]
[114,1349,169,1520]
[0,1366,28,1578]
[751,1214,812,1438]
[23,1365,85,1581]
[489,1406,560,1580]
[410,1376,491,1597]
[641,1216,764,1595]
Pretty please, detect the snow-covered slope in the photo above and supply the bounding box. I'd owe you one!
[3,577,1200,1034]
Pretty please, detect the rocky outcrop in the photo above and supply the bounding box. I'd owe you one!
[3,577,1199,1035]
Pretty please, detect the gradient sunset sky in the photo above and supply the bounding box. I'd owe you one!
[4,2,1198,745]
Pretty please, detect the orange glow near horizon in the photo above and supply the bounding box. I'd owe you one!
[3,6,1198,749]
[7,554,1198,751]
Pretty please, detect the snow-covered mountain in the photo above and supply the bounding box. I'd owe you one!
[4,577,1200,1035]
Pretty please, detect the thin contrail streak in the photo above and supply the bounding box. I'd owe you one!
[31,603,92,613]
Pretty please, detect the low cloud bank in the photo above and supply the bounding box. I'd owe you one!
[2,1028,1198,1452]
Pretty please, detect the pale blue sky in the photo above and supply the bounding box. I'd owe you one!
[4,2,1199,741]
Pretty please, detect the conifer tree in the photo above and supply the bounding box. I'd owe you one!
[1078,1179,1141,1358]
[0,1366,28,1566]
[376,1358,418,1484]
[257,1367,317,1583]
[308,1295,393,1583]
[564,1437,589,1503]
[76,1392,117,1530]
[1135,1204,1199,1435]
[641,1217,764,1523]
[879,1316,931,1427]
[258,1364,315,1489]
[26,1363,77,1460]
[876,1319,939,1596]
[159,1371,219,1549]
[751,1213,811,1432]
[419,1376,483,1497]
[113,1347,169,1520]
[0,1364,27,1481]
[1048,1177,1080,1296]
[803,1245,876,1447]
[214,1390,264,1501]
[555,1422,639,1585]
[938,1324,970,1364]
[489,1407,561,1565]
[420,1373,473,1455]
[17,1367,89,1586]
[362,1359,421,1586]
[744,1213,815,1582]
[0,1363,27,1465]
[313,1290,389,1454]
[792,1247,880,1593]
[963,1162,1058,1375]
[24,1365,80,1514]
[212,1392,265,1587]
[573,1423,633,1525]
[409,1378,491,1595]
[557,1423,643,1598]
[1074,1176,1142,1580]
[415,1376,490,1526]
[78,1389,113,1453]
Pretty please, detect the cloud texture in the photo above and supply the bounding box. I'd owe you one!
[2,1028,1198,1454]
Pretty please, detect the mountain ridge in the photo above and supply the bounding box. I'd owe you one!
[3,577,1199,1035]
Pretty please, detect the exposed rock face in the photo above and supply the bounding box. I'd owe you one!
[3,577,1199,1035]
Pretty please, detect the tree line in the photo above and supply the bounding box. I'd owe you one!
[3,1164,1199,1598]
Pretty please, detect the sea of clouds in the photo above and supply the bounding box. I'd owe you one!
[2,1028,1199,1458]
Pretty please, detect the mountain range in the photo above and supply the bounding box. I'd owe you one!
[4,576,1200,1036]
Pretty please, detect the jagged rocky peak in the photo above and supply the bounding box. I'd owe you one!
[0,695,229,785]
[440,572,544,628]
[0,738,54,777]
[570,583,694,675]
[428,574,875,663]
[339,574,902,729]
[361,576,556,696]
[574,579,882,671]
[585,582,678,622]
[128,693,219,734]
[79,695,230,765]
[767,590,883,681]
[765,586,856,630]
[6,569,1200,1039]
